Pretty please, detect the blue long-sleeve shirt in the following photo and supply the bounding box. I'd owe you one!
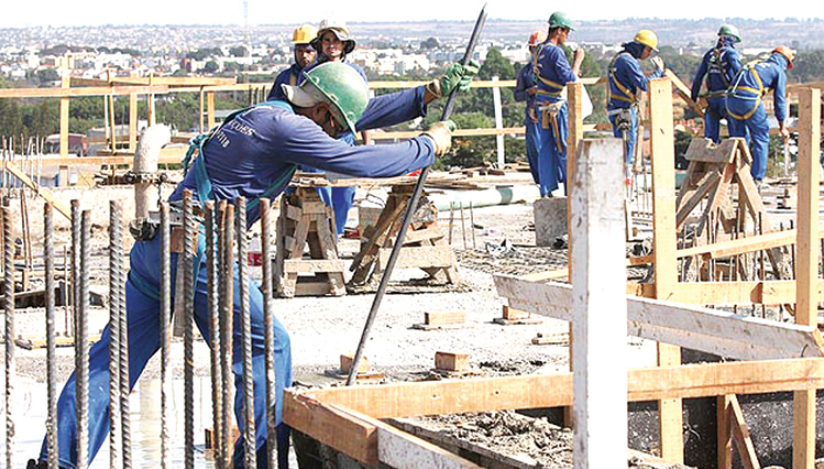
[533,42,577,104]
[691,39,742,101]
[267,63,304,101]
[608,43,665,110]
[729,53,789,121]
[514,62,537,119]
[171,87,433,226]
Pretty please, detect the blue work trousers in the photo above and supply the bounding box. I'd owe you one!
[42,233,293,469]
[704,97,747,144]
[524,116,542,185]
[609,106,638,167]
[331,186,356,236]
[534,101,568,196]
[727,96,771,180]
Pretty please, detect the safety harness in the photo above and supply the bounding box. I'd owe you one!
[532,44,566,152]
[726,60,769,120]
[702,48,731,99]
[608,52,638,106]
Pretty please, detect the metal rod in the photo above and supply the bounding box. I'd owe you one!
[63,245,70,337]
[237,197,257,468]
[119,212,132,469]
[220,201,235,468]
[109,201,123,469]
[206,200,223,466]
[448,201,454,246]
[45,202,59,468]
[4,202,16,469]
[346,4,487,386]
[183,190,196,469]
[260,198,277,469]
[77,209,91,469]
[470,201,476,250]
[460,201,467,250]
[159,202,172,469]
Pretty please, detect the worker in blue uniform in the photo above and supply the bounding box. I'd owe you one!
[726,46,793,182]
[690,24,744,143]
[30,61,476,469]
[533,11,585,197]
[267,24,317,101]
[514,31,546,185]
[607,29,666,170]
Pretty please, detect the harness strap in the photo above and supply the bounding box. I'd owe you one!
[609,52,638,105]
[532,43,566,100]
[727,61,766,120]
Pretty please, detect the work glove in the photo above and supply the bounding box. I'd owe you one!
[650,56,665,72]
[421,120,456,157]
[425,61,480,99]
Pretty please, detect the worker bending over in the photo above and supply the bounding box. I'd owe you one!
[533,11,585,197]
[514,31,547,185]
[607,29,665,171]
[691,24,744,143]
[726,46,793,183]
[31,61,476,469]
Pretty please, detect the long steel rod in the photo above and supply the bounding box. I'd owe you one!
[4,203,16,469]
[77,209,91,469]
[237,197,257,468]
[205,200,223,466]
[260,198,277,469]
[346,3,488,386]
[159,202,172,469]
[183,190,196,469]
[45,202,59,468]
[109,201,123,469]
[220,201,235,468]
[119,214,132,469]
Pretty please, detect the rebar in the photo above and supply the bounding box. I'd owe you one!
[205,200,223,466]
[260,198,277,469]
[77,209,91,469]
[159,202,172,469]
[119,215,132,469]
[4,203,16,469]
[183,190,196,469]
[448,201,454,246]
[45,202,59,468]
[469,201,476,250]
[237,197,257,469]
[63,245,70,337]
[109,201,123,469]
[220,201,235,468]
[460,201,467,250]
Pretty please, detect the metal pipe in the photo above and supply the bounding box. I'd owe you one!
[133,126,171,219]
[77,209,91,469]
[237,197,257,468]
[159,202,172,469]
[4,202,16,469]
[205,200,222,466]
[109,201,123,469]
[119,215,133,469]
[260,198,277,469]
[220,201,235,468]
[45,202,59,468]
[183,190,196,469]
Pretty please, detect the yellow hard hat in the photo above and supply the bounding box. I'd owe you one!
[634,29,659,52]
[292,24,318,45]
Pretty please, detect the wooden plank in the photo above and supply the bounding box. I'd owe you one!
[283,259,344,274]
[683,137,737,164]
[794,86,820,469]
[495,276,824,361]
[0,85,169,98]
[665,69,705,118]
[4,162,71,220]
[287,358,824,420]
[340,353,370,374]
[378,246,454,270]
[60,75,70,157]
[675,170,721,228]
[396,228,444,245]
[424,311,466,326]
[729,395,761,469]
[717,396,733,469]
[520,269,567,281]
[72,76,236,87]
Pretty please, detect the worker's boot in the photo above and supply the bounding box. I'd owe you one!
[27,459,61,469]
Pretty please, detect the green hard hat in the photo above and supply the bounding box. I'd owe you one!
[718,24,741,43]
[548,11,575,31]
[302,62,369,134]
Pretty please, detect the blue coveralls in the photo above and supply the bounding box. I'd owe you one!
[607,42,665,166]
[726,53,789,181]
[41,86,435,469]
[514,61,541,184]
[533,42,578,196]
[690,38,744,143]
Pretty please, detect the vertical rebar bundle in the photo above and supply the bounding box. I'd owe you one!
[109,201,123,469]
[183,190,196,469]
[159,202,172,469]
[4,202,16,469]
[206,200,223,466]
[260,197,277,469]
[77,209,91,469]
[44,202,59,468]
[220,201,235,468]
[237,197,257,469]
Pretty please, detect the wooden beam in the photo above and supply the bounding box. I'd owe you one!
[4,162,71,220]
[71,76,236,87]
[729,395,761,469]
[59,75,70,157]
[0,85,168,99]
[495,276,824,361]
[286,358,824,421]
[665,69,705,118]
[717,395,733,469]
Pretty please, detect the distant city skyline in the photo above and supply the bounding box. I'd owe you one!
[2,1,821,28]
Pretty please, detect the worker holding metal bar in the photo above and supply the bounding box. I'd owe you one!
[691,24,745,144]
[532,11,585,197]
[514,31,547,186]
[30,61,476,469]
[726,46,793,184]
[607,29,666,173]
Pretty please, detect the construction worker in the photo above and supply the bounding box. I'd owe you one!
[607,30,666,170]
[267,24,317,101]
[726,46,793,182]
[533,11,585,197]
[514,31,547,185]
[30,61,477,469]
[691,24,744,143]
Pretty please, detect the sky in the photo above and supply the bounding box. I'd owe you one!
[1,0,820,28]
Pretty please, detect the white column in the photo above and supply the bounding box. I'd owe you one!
[492,76,505,167]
